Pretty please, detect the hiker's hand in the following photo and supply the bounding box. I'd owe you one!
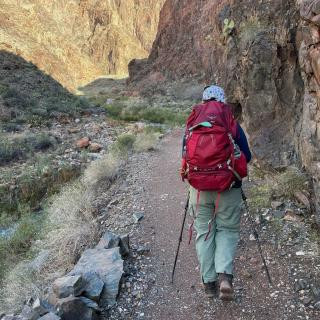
[180,158,187,182]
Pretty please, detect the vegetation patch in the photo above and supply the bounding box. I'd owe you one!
[104,101,189,127]
[248,166,309,212]
[0,51,91,128]
[0,133,56,165]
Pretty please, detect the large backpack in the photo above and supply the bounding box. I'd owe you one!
[184,101,247,192]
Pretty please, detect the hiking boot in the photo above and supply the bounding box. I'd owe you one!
[203,281,217,298]
[218,273,234,301]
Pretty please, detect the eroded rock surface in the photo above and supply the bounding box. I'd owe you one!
[0,0,165,89]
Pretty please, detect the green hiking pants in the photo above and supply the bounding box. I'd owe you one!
[189,186,242,283]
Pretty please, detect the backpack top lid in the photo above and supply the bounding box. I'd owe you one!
[186,101,238,138]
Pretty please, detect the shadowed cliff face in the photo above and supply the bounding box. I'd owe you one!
[0,0,165,90]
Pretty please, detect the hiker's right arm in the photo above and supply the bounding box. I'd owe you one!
[235,123,252,163]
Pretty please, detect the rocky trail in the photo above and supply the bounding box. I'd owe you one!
[101,130,320,320]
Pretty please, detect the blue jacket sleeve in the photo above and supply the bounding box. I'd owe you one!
[182,134,186,158]
[235,123,252,163]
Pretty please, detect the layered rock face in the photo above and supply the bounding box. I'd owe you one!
[299,0,320,224]
[130,0,320,221]
[0,0,164,90]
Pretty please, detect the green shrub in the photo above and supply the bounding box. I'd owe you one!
[0,140,24,164]
[111,133,136,156]
[0,134,56,165]
[105,103,126,118]
[134,131,159,152]
[104,103,188,127]
[274,168,308,199]
[248,184,273,211]
[0,213,40,279]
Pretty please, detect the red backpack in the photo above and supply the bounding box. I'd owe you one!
[184,101,247,192]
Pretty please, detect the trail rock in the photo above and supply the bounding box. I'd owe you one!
[314,301,320,310]
[294,191,311,209]
[52,275,85,298]
[284,211,302,222]
[89,143,102,153]
[67,128,80,134]
[137,245,151,255]
[82,272,105,302]
[20,305,40,320]
[96,231,120,249]
[32,298,51,316]
[70,247,123,308]
[273,210,285,219]
[271,201,283,209]
[133,213,144,223]
[75,137,90,148]
[56,296,97,320]
[119,234,130,257]
[295,279,309,291]
[302,296,313,306]
[38,313,61,320]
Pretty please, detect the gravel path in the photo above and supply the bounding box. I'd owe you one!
[104,129,320,320]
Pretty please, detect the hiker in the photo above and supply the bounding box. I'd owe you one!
[180,85,251,301]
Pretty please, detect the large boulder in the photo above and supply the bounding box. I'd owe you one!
[70,247,123,308]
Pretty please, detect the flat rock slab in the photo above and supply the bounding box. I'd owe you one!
[53,275,85,298]
[70,247,123,308]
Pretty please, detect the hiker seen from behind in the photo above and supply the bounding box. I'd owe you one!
[180,85,252,301]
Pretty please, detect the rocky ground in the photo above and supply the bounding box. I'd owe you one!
[99,130,320,320]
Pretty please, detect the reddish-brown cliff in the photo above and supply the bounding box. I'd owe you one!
[0,0,165,90]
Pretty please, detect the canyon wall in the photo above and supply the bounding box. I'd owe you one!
[130,0,320,222]
[0,0,165,90]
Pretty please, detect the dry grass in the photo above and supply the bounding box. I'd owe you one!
[133,131,160,152]
[0,180,99,311]
[0,152,122,311]
[83,153,121,187]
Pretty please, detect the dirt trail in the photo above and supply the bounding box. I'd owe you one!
[106,129,320,320]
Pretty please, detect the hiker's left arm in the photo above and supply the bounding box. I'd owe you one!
[235,123,252,163]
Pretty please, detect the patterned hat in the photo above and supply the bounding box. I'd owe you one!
[203,85,226,103]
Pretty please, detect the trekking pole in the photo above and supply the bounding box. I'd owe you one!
[241,188,272,286]
[171,192,190,284]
